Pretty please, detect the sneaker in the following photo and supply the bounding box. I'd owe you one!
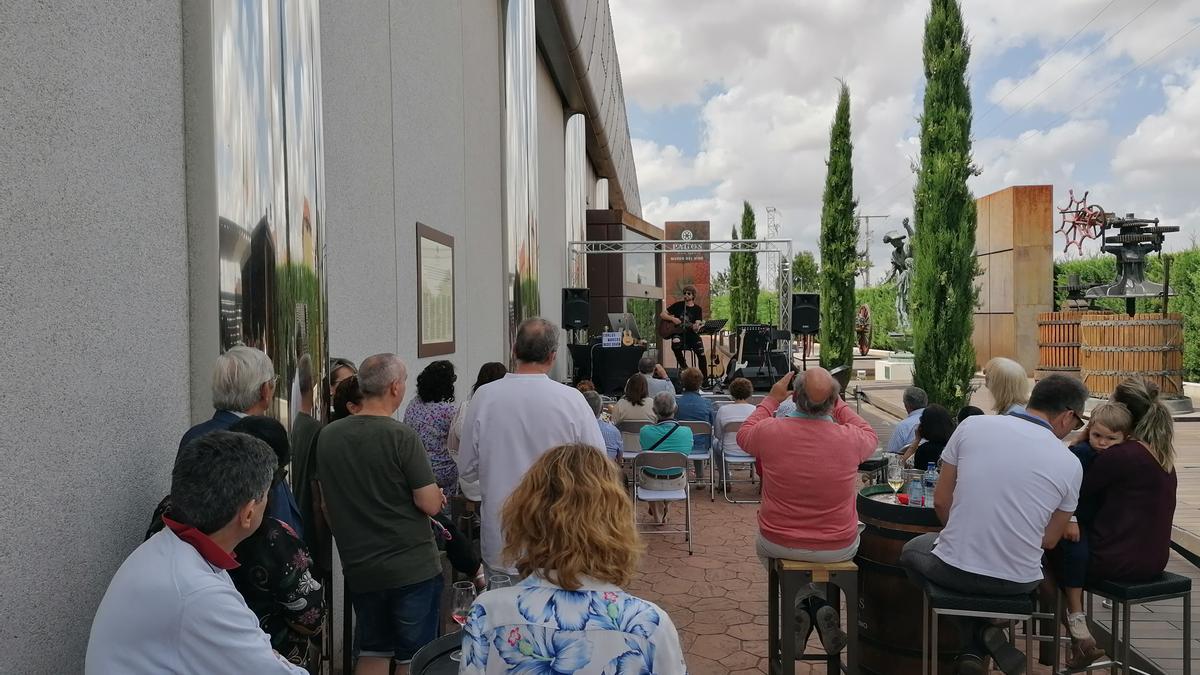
[792,597,814,654]
[809,597,848,655]
[1066,638,1106,669]
[980,625,1027,675]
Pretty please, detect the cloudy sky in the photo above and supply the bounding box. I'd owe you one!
[610,0,1200,280]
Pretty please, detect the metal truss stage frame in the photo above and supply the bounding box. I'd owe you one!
[568,238,796,368]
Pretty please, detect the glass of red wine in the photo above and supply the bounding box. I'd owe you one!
[449,580,477,662]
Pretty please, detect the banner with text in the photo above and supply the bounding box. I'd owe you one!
[664,221,711,317]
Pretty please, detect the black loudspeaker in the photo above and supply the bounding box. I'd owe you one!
[738,324,770,367]
[792,293,820,335]
[562,288,590,329]
[732,358,791,391]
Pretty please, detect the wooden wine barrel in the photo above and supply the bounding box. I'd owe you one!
[856,486,962,675]
[1080,313,1184,398]
[1035,311,1082,381]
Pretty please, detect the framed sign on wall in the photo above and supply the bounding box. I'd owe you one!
[416,222,455,357]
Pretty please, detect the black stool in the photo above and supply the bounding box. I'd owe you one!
[767,558,859,675]
[1058,572,1193,675]
[921,583,1035,675]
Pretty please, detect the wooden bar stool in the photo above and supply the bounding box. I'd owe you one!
[768,558,859,675]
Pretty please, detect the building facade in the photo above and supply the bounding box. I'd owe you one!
[0,0,639,671]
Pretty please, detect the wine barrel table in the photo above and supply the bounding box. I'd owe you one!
[1080,313,1184,398]
[856,485,962,674]
[1035,311,1082,381]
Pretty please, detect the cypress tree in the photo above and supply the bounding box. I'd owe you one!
[739,201,760,327]
[728,225,743,327]
[911,0,979,409]
[818,82,858,370]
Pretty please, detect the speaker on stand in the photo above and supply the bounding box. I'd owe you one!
[791,293,820,371]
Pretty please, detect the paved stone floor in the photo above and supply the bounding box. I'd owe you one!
[627,396,1197,673]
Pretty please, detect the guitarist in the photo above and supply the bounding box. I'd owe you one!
[659,285,708,380]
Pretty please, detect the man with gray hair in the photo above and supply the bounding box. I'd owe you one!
[460,317,606,573]
[180,345,277,449]
[737,368,878,656]
[886,385,929,454]
[583,389,622,461]
[316,353,445,673]
[900,374,1086,673]
[86,432,306,674]
[639,354,676,397]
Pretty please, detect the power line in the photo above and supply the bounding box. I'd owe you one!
[977,0,1119,124]
[977,0,1161,139]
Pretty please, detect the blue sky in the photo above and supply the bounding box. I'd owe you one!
[611,0,1200,276]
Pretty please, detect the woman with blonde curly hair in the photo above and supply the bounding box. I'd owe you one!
[458,444,686,674]
[984,356,1030,415]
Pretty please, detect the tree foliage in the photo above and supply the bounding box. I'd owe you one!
[729,199,758,326]
[792,251,820,292]
[910,0,979,409]
[818,82,858,370]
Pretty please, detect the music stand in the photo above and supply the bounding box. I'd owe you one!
[762,328,792,381]
[697,319,728,390]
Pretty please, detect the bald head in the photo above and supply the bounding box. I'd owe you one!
[794,367,839,416]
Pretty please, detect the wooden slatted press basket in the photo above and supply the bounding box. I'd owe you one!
[1035,312,1082,381]
[1079,313,1184,398]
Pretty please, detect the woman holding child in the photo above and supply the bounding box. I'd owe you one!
[1053,377,1177,667]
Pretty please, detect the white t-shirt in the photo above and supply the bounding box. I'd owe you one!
[713,402,756,452]
[934,413,1083,583]
[459,373,606,571]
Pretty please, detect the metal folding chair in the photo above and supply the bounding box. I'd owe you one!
[715,420,759,503]
[677,420,712,491]
[631,451,693,554]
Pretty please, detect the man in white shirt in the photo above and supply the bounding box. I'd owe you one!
[900,374,1087,675]
[885,386,927,453]
[86,431,307,674]
[460,317,606,572]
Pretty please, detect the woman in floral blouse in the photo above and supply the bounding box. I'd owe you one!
[402,359,460,495]
[460,444,688,674]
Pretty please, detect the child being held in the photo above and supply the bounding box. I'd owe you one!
[1056,401,1133,668]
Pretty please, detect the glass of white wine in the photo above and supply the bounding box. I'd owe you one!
[887,455,904,503]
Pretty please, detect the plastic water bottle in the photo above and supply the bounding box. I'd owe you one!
[908,472,924,507]
[922,463,938,509]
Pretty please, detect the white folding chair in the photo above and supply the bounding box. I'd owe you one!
[715,420,759,504]
[631,451,692,554]
[677,420,712,491]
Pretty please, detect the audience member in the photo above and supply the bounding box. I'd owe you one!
[900,374,1086,674]
[902,404,955,471]
[637,392,695,523]
[639,354,676,397]
[316,354,444,675]
[737,369,877,656]
[460,318,605,574]
[1061,378,1176,666]
[86,432,307,674]
[447,362,507,501]
[179,346,277,448]
[675,366,714,479]
[956,405,985,424]
[459,444,686,673]
[713,377,756,482]
[331,374,363,421]
[403,360,461,497]
[886,386,927,453]
[611,372,657,425]
[290,354,323,543]
[584,389,622,461]
[576,379,596,393]
[984,356,1029,415]
[1051,401,1132,667]
[325,357,358,399]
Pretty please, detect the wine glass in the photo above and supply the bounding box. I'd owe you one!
[488,574,513,591]
[448,580,477,662]
[886,455,904,503]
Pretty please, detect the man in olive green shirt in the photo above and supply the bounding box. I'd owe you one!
[316,354,444,674]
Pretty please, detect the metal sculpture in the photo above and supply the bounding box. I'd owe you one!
[882,218,914,330]
[1056,189,1106,255]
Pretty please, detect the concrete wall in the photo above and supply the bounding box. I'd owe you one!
[0,3,191,672]
[537,54,569,380]
[321,0,505,401]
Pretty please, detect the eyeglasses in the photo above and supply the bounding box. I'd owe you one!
[1068,409,1085,430]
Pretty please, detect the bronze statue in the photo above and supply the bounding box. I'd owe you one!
[883,218,914,329]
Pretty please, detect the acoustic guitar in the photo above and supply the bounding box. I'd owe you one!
[657,307,696,339]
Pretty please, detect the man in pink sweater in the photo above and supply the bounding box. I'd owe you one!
[737,368,878,655]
